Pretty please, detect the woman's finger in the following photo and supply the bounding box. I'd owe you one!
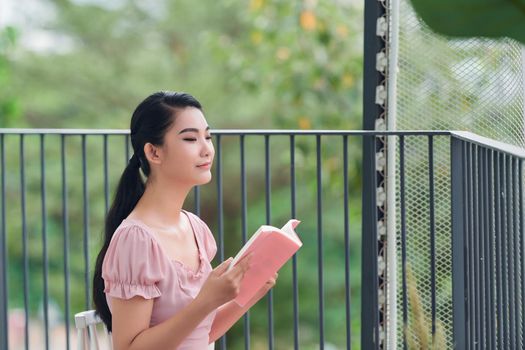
[224,265,247,284]
[229,254,252,276]
[237,253,253,270]
[213,257,233,276]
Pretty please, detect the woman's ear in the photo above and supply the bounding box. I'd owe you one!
[144,143,162,165]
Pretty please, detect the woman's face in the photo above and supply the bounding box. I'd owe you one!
[154,107,215,186]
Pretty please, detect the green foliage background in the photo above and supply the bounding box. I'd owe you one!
[1,0,364,349]
[409,0,525,44]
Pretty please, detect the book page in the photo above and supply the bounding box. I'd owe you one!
[280,219,301,244]
[227,226,270,271]
[228,220,301,271]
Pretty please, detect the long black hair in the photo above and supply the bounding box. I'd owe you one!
[93,91,202,331]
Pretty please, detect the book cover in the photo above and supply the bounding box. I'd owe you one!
[228,219,302,306]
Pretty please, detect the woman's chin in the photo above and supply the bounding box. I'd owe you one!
[196,173,212,185]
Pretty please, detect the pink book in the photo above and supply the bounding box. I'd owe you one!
[228,219,302,306]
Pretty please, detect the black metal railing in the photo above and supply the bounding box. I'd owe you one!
[451,133,525,349]
[0,129,523,350]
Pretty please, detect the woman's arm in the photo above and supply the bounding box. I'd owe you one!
[111,257,250,350]
[208,273,278,343]
[111,294,213,350]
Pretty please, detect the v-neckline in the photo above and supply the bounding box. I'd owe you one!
[123,210,204,275]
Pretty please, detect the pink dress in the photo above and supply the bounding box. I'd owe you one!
[102,210,218,350]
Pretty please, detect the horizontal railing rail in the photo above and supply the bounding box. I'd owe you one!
[0,129,451,135]
[2,128,522,156]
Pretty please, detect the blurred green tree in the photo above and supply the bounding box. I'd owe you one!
[0,26,21,127]
[4,0,364,348]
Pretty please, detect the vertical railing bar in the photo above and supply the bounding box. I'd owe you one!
[472,145,482,347]
[515,158,525,348]
[428,136,436,337]
[513,157,520,349]
[451,137,467,350]
[479,147,488,348]
[506,155,516,350]
[467,142,475,350]
[40,135,50,350]
[124,134,130,167]
[61,135,71,350]
[465,142,475,349]
[477,144,484,347]
[459,141,468,350]
[513,157,521,349]
[361,134,379,349]
[81,135,90,310]
[463,142,471,350]
[290,135,299,350]
[264,134,274,350]
[495,151,503,349]
[487,149,498,349]
[216,134,224,262]
[103,135,109,214]
[343,135,351,350]
[240,135,250,350]
[462,141,469,349]
[485,149,494,349]
[215,134,226,350]
[316,135,324,350]
[510,155,517,349]
[475,145,482,347]
[501,154,509,348]
[493,151,499,349]
[20,135,29,350]
[0,134,7,350]
[463,141,471,350]
[193,187,200,217]
[480,146,488,347]
[505,154,513,347]
[516,159,525,348]
[400,135,407,350]
[512,158,525,349]
[478,147,485,347]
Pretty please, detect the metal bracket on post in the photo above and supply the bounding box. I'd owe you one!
[376,51,387,73]
[376,16,388,37]
[375,85,387,106]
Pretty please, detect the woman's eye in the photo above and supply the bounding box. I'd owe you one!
[206,136,212,140]
[183,138,197,142]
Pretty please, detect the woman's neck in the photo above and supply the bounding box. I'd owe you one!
[131,178,192,228]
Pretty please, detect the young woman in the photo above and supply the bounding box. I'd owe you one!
[92,91,277,350]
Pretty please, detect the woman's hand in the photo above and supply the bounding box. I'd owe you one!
[196,255,252,311]
[208,271,279,342]
[250,272,278,303]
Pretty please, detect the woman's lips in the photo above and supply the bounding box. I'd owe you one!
[197,162,212,169]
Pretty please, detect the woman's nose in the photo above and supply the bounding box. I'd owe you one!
[201,139,214,157]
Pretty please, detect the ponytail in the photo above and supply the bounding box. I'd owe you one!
[92,91,202,332]
[93,159,144,331]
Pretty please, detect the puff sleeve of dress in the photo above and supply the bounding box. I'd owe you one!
[102,224,166,300]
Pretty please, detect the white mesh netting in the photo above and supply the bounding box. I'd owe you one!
[387,0,525,348]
